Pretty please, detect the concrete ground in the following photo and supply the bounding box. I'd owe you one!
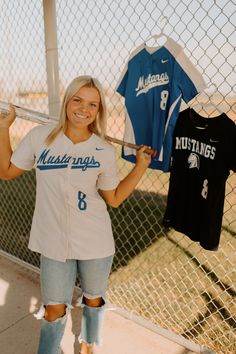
[0,254,200,354]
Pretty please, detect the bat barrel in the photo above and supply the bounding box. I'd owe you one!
[0,100,57,125]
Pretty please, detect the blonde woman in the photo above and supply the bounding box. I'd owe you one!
[0,76,151,354]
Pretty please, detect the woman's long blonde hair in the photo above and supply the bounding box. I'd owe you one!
[46,75,107,145]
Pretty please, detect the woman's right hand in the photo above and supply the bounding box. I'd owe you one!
[0,105,16,128]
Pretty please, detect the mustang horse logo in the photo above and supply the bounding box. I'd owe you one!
[188,153,200,169]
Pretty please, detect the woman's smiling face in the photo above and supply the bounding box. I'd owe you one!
[66,86,100,131]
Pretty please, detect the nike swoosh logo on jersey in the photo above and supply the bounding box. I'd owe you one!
[96,147,104,150]
[209,138,219,143]
[161,59,168,63]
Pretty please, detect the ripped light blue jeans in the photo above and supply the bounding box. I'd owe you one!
[36,255,113,354]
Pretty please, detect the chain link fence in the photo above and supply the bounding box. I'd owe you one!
[0,1,235,353]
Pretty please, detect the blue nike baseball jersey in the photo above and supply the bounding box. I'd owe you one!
[116,38,206,171]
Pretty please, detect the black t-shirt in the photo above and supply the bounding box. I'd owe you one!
[163,108,236,250]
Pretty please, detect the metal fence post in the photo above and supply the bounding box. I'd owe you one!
[43,0,60,117]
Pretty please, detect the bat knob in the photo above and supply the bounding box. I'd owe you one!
[151,149,158,158]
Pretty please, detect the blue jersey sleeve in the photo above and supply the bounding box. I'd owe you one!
[174,48,206,103]
[116,67,128,97]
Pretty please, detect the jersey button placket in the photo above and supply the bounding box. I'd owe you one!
[65,157,73,258]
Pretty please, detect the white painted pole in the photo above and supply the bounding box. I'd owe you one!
[42,0,60,118]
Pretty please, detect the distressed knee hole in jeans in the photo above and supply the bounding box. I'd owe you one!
[34,303,73,324]
[76,293,106,308]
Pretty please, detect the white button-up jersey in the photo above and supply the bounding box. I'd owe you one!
[11,124,120,262]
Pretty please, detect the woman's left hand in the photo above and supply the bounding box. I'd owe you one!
[136,145,152,169]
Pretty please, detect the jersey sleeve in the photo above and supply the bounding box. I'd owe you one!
[229,122,236,172]
[115,65,128,97]
[175,48,206,103]
[11,127,37,170]
[115,45,143,97]
[97,147,120,190]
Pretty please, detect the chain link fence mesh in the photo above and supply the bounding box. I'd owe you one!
[0,1,235,353]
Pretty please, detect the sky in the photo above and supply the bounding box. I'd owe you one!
[0,0,235,98]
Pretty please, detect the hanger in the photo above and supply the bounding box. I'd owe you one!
[189,84,223,116]
[144,17,169,45]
